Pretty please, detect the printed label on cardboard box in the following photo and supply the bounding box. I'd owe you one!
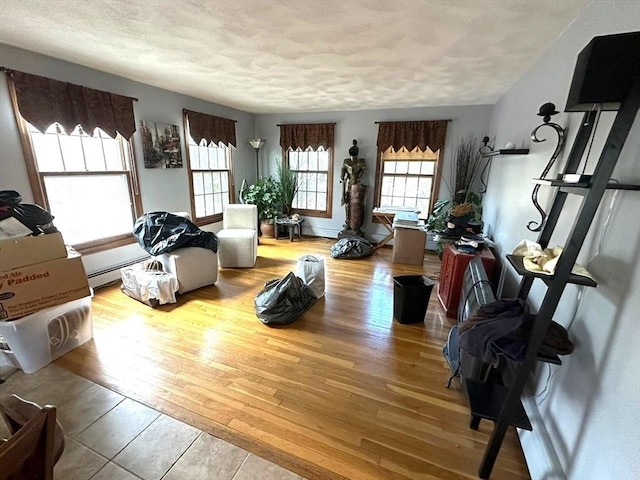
[0,253,90,321]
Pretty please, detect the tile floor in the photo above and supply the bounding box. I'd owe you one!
[0,364,306,480]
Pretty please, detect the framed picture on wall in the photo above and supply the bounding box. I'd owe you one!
[140,121,183,168]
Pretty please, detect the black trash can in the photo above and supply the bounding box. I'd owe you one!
[393,275,435,324]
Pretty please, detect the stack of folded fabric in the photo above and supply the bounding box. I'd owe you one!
[512,240,594,280]
[456,234,486,254]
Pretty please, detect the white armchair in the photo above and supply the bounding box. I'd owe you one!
[217,204,258,268]
[155,211,218,294]
[157,247,218,294]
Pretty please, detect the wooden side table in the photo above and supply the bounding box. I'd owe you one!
[275,218,304,241]
[437,245,495,319]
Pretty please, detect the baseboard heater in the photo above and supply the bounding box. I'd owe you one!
[87,256,149,279]
[442,257,496,388]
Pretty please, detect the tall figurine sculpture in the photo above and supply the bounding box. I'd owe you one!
[339,139,367,238]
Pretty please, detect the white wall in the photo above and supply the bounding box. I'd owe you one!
[0,44,256,285]
[1,2,638,477]
[483,1,640,478]
[255,105,492,241]
[0,44,493,273]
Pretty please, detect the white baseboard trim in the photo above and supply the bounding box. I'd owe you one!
[88,270,123,289]
[520,396,566,480]
[426,240,438,251]
[301,227,437,250]
[301,226,338,239]
[301,227,390,244]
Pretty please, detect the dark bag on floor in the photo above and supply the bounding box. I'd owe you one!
[330,236,373,259]
[254,272,318,326]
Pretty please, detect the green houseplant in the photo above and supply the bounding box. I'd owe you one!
[243,177,282,236]
[426,135,486,255]
[276,162,298,216]
[450,135,484,205]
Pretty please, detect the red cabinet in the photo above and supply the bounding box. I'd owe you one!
[437,245,495,319]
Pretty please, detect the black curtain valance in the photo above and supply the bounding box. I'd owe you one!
[279,123,335,150]
[184,109,237,147]
[376,120,449,152]
[7,69,136,139]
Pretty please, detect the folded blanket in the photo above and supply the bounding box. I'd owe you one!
[512,240,593,280]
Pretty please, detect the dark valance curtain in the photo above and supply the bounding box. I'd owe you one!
[8,70,136,139]
[185,109,236,147]
[376,120,449,152]
[279,123,335,150]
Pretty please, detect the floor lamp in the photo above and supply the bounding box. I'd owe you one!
[248,138,265,181]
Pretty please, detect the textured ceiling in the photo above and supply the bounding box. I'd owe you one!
[0,0,590,113]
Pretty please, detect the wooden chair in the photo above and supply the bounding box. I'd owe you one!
[0,395,65,480]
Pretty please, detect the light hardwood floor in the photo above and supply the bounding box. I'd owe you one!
[56,237,530,480]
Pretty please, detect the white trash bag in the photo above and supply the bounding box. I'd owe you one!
[296,255,325,298]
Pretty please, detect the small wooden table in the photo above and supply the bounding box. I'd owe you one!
[275,218,304,241]
[372,211,395,251]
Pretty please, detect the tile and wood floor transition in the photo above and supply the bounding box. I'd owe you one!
[1,364,303,480]
[1,237,531,479]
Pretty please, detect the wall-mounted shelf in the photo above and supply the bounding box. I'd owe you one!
[506,254,597,287]
[532,178,640,190]
[466,379,532,431]
[482,148,529,157]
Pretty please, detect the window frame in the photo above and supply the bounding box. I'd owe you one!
[9,87,143,255]
[183,110,235,225]
[283,146,333,218]
[373,146,443,216]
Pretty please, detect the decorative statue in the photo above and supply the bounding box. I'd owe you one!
[339,139,367,237]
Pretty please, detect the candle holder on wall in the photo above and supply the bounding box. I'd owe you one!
[478,136,494,193]
[527,102,566,232]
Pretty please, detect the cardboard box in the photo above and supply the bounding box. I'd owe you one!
[0,295,93,373]
[0,232,67,271]
[0,252,90,321]
[392,227,427,266]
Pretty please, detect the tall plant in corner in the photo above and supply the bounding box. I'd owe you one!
[426,135,485,255]
[450,134,484,206]
[276,161,298,216]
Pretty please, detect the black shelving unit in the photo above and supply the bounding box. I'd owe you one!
[532,178,640,191]
[482,148,530,157]
[472,33,640,479]
[505,255,597,288]
[466,379,532,431]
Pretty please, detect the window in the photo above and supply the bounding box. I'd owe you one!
[183,109,237,224]
[23,124,141,250]
[374,120,449,215]
[286,147,331,215]
[377,146,441,213]
[8,69,140,253]
[279,123,334,218]
[186,137,232,223]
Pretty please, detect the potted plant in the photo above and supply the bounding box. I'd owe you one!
[426,135,485,255]
[243,177,282,237]
[276,162,298,216]
[450,135,484,205]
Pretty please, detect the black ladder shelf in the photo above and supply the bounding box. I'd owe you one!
[471,78,640,479]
